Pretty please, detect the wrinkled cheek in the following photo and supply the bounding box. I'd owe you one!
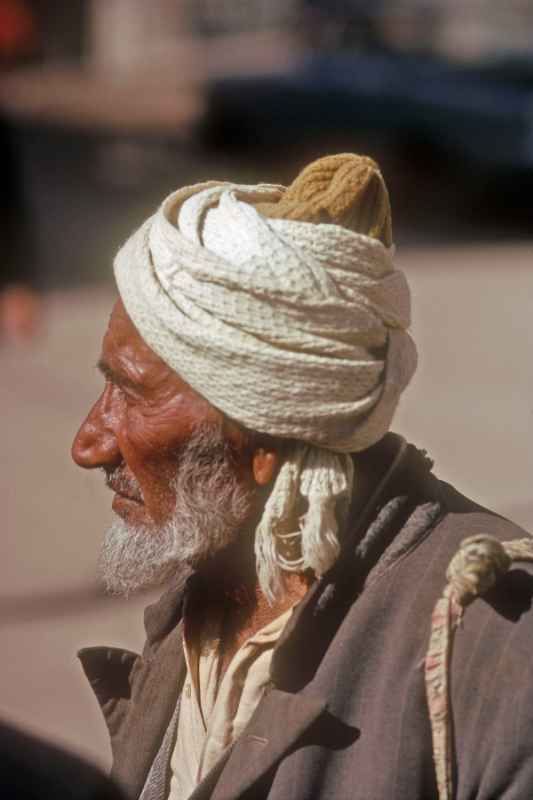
[127,407,188,457]
[147,463,178,507]
[119,450,177,526]
[131,459,178,525]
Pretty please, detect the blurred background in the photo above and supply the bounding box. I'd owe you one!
[1,0,532,771]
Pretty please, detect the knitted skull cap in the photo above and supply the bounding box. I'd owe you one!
[256,153,392,246]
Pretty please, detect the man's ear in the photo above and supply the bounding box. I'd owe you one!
[252,448,279,486]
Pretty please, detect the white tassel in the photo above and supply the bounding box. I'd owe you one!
[300,449,354,576]
[254,444,354,604]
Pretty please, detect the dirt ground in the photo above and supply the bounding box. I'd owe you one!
[1,241,532,769]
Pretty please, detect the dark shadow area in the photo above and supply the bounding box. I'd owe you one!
[0,720,125,799]
[483,568,533,623]
[298,709,360,751]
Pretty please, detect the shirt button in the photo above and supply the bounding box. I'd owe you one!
[184,683,191,698]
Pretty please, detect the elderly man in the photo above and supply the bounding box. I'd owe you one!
[73,154,533,800]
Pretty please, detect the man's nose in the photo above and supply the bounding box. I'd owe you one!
[71,389,122,469]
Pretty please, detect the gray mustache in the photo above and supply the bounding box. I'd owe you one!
[104,467,144,503]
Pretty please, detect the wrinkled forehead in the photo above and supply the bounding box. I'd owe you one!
[100,299,240,435]
[104,299,156,359]
[101,299,177,389]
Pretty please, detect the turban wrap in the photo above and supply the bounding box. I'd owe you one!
[114,154,417,600]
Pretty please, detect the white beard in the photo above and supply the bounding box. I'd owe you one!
[98,424,254,596]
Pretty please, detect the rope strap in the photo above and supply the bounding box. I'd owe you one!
[425,534,533,800]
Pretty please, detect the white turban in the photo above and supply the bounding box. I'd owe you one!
[115,181,416,452]
[114,176,417,600]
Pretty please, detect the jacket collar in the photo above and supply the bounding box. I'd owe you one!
[78,577,191,799]
[143,568,193,646]
[212,689,328,800]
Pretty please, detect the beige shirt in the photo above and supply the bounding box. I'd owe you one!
[167,606,292,800]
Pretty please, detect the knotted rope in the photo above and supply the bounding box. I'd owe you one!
[425,534,533,800]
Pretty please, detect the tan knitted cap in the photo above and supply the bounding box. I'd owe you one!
[256,153,392,246]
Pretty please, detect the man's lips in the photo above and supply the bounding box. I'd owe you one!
[105,475,144,505]
[111,491,145,519]
[112,489,144,505]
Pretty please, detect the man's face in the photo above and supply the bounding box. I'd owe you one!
[72,299,225,529]
[72,300,261,595]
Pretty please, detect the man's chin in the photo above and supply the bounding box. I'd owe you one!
[100,563,182,597]
[98,514,185,597]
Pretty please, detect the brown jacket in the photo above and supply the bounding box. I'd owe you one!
[79,435,533,799]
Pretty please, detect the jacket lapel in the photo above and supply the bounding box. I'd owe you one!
[207,689,328,800]
[79,580,189,799]
[110,623,186,799]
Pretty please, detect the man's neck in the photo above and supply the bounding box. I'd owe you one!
[188,540,313,675]
[219,571,311,672]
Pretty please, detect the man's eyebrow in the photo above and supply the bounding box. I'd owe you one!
[96,359,139,390]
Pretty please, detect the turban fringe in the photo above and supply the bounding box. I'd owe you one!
[115,164,417,601]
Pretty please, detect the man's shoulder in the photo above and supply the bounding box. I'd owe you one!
[428,475,532,582]
[436,491,530,551]
[408,474,533,599]
[429,497,533,797]
[355,434,531,585]
[355,461,533,644]
[390,439,532,582]
[395,488,533,660]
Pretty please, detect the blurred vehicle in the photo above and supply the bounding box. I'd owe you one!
[204,50,533,174]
